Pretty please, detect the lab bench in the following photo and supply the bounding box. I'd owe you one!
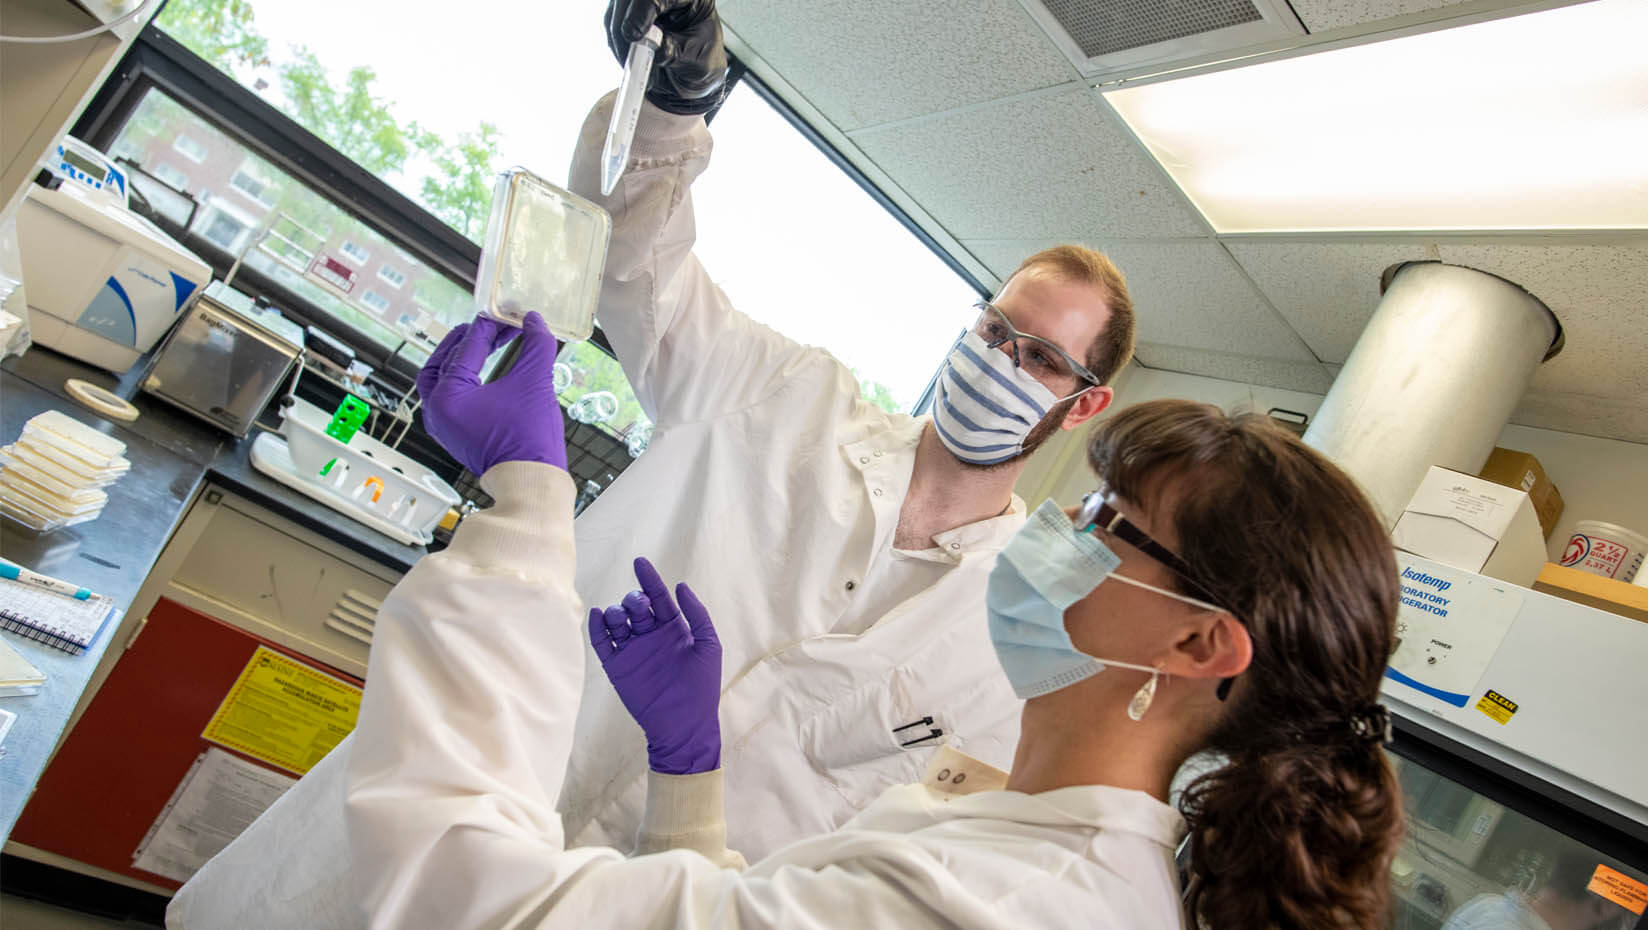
[0,347,425,903]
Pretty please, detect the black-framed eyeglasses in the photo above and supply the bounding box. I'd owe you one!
[972,301,1103,391]
[1076,492,1200,582]
[1076,490,1239,701]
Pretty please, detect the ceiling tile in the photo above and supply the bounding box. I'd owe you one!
[1288,0,1478,33]
[1226,241,1435,363]
[1511,390,1648,445]
[965,238,1318,360]
[853,88,1206,240]
[1437,242,1648,401]
[721,0,1075,131]
[1134,345,1337,394]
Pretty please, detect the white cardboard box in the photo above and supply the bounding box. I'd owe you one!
[1392,466,1547,588]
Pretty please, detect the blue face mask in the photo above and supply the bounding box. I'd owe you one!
[987,499,1222,702]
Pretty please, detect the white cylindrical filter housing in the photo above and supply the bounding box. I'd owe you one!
[1303,262,1561,526]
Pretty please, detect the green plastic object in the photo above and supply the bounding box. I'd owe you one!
[325,394,370,443]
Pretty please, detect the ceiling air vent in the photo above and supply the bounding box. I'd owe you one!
[1020,0,1305,79]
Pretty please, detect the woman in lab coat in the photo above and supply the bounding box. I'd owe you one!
[344,310,1406,929]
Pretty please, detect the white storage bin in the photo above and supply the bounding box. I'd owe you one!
[279,398,460,537]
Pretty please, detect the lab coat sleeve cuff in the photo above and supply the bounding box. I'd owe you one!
[635,769,747,870]
[633,99,709,157]
[447,461,575,577]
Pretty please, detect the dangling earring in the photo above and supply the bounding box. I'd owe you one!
[1127,665,1164,722]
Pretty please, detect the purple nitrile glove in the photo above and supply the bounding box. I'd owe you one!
[588,557,722,775]
[415,312,567,475]
[416,319,515,440]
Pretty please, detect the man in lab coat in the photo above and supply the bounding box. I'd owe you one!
[1441,850,1636,930]
[555,0,1135,860]
[166,1,1135,924]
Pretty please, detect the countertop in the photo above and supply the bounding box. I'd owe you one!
[0,347,429,840]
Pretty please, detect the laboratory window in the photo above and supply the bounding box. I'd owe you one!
[199,206,251,252]
[687,82,981,414]
[109,137,145,164]
[171,133,207,163]
[1386,752,1645,929]
[377,265,407,289]
[150,161,189,191]
[150,0,618,244]
[339,239,371,265]
[130,1,983,482]
[229,162,279,208]
[556,341,650,450]
[106,88,474,360]
[360,290,391,313]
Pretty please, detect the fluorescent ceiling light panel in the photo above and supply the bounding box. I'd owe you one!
[1102,0,1648,232]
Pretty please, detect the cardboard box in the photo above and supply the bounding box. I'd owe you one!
[1392,466,1547,587]
[1532,562,1648,625]
[1478,447,1564,538]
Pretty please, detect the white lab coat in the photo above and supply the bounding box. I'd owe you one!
[1440,892,1554,930]
[343,460,1189,929]
[555,94,1025,859]
[167,94,1027,927]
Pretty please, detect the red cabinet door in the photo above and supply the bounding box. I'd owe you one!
[11,597,362,888]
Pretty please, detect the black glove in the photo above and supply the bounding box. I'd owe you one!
[605,0,728,116]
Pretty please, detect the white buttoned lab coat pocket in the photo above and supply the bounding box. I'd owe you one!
[796,667,932,813]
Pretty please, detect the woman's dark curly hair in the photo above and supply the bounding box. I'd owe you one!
[1089,400,1404,929]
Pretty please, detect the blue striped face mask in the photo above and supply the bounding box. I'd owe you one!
[932,331,1062,466]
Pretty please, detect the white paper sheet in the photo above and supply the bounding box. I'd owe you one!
[132,746,296,883]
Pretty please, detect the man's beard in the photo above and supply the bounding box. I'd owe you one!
[955,394,1078,473]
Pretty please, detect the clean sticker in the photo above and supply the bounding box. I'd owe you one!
[1588,864,1648,916]
[201,646,360,775]
[1474,690,1519,725]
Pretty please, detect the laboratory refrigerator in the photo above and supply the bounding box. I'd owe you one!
[1377,553,1647,929]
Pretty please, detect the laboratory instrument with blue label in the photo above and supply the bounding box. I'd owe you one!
[42,136,128,207]
[16,136,210,373]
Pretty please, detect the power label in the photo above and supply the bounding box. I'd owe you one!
[1475,689,1518,725]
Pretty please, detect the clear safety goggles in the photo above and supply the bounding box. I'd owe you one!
[971,302,1103,393]
[1076,490,1240,701]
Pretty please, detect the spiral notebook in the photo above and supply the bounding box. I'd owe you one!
[0,576,119,656]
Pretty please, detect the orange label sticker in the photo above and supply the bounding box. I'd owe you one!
[1589,864,1648,915]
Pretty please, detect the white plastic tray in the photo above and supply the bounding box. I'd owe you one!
[263,398,460,544]
[15,435,128,486]
[25,410,126,465]
[250,433,434,546]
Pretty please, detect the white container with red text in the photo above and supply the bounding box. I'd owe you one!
[1559,520,1647,583]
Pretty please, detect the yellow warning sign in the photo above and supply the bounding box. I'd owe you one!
[202,646,361,775]
[1589,864,1648,915]
[1475,689,1519,725]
